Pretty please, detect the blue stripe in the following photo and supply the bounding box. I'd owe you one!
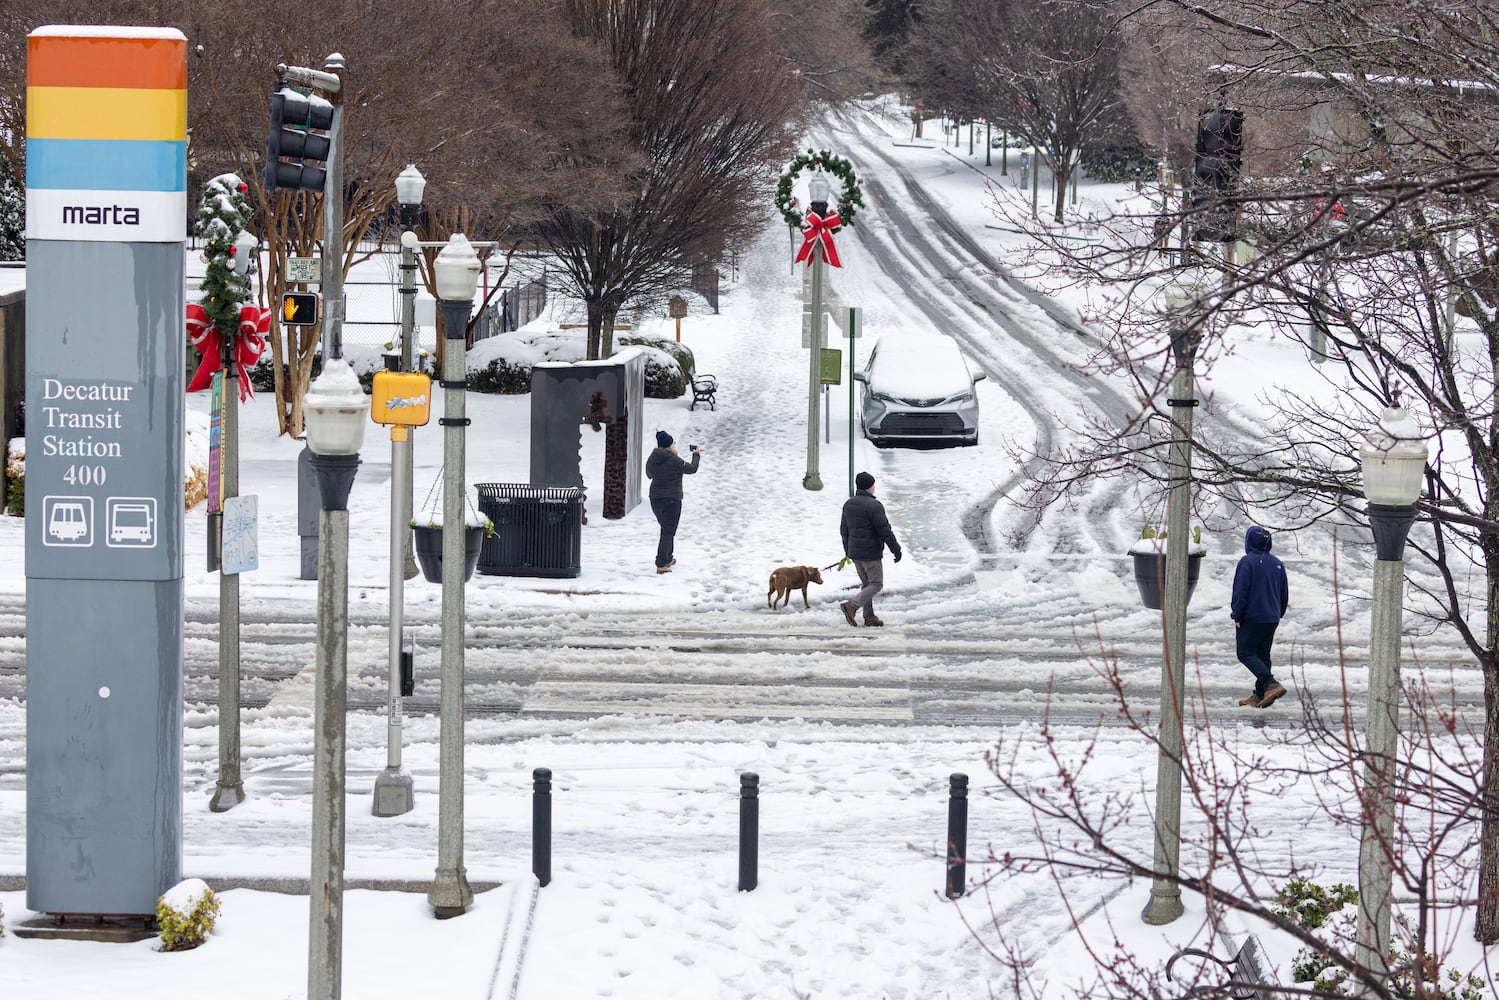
[26,138,185,192]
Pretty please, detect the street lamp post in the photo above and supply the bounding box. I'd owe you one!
[209,228,260,814]
[803,172,830,492]
[1355,405,1427,994]
[303,358,370,1000]
[396,164,425,580]
[372,165,426,819]
[1142,272,1205,926]
[427,233,481,918]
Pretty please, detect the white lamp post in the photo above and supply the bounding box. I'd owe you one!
[1142,271,1207,925]
[395,163,426,231]
[803,171,831,492]
[428,232,481,918]
[302,357,369,1000]
[1354,404,1427,994]
[372,165,426,818]
[209,228,260,815]
[395,164,426,581]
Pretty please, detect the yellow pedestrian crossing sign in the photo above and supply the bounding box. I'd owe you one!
[281,291,320,326]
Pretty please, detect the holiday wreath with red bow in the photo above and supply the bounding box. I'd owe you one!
[774,148,864,269]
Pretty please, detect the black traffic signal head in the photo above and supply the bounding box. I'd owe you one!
[1192,107,1244,191]
[264,86,336,192]
[1190,107,1244,241]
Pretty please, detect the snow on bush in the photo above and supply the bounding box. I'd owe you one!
[5,436,22,517]
[156,877,220,952]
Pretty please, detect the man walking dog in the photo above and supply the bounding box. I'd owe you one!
[838,471,901,627]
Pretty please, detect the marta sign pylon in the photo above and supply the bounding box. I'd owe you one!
[24,25,188,917]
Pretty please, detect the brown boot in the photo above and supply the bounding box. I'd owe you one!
[839,601,858,626]
[863,613,884,627]
[1258,682,1288,708]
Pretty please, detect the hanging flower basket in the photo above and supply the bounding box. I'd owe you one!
[411,470,491,583]
[411,523,486,584]
[1128,526,1207,610]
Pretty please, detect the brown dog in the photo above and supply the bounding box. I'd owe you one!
[767,565,824,609]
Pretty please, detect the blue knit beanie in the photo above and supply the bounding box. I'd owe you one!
[656,430,673,448]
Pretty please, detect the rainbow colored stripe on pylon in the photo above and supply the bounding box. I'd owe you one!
[26,26,188,243]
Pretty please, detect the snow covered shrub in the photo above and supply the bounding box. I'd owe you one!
[469,357,533,394]
[618,335,694,399]
[156,878,220,951]
[249,356,323,394]
[182,409,210,509]
[1272,875,1357,931]
[642,352,686,398]
[183,467,208,509]
[5,436,23,517]
[1274,878,1490,999]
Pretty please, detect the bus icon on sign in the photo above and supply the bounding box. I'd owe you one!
[106,497,158,548]
[43,496,94,547]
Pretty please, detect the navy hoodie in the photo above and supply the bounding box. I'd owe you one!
[1231,526,1289,624]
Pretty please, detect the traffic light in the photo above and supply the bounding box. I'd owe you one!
[1190,107,1244,241]
[280,291,321,327]
[1193,108,1244,190]
[264,85,335,192]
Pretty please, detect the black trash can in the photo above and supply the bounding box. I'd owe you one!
[476,483,585,578]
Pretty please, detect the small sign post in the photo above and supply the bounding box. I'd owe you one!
[819,348,842,385]
[668,295,688,342]
[285,256,320,284]
[222,494,259,575]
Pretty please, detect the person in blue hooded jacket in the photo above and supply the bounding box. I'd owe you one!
[1231,525,1290,708]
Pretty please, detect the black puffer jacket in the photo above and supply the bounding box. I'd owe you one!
[840,489,901,561]
[645,446,700,499]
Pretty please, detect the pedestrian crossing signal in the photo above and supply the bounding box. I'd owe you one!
[281,291,320,326]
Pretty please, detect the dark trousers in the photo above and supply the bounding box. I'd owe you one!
[651,498,681,569]
[1236,620,1279,696]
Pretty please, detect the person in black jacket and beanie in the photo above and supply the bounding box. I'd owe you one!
[838,471,901,626]
[644,430,700,574]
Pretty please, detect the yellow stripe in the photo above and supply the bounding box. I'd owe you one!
[28,86,185,141]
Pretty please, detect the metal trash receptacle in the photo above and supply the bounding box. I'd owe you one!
[475,483,585,578]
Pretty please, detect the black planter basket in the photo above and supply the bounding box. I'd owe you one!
[412,524,486,583]
[1131,550,1204,610]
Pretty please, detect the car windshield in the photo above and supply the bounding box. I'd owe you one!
[869,339,972,396]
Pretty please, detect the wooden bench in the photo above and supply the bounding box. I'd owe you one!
[1165,934,1277,999]
[690,373,718,411]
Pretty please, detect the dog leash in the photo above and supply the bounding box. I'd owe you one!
[821,557,851,573]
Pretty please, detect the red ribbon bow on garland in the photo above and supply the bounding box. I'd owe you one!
[186,303,269,401]
[794,210,843,269]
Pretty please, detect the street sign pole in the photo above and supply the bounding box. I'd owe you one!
[848,308,856,496]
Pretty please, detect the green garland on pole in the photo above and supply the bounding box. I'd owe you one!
[775,148,864,231]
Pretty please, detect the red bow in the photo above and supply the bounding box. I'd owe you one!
[794,210,843,268]
[186,303,269,401]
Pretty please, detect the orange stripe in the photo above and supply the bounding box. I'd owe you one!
[28,34,186,90]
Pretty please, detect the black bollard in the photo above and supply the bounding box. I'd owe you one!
[738,772,759,892]
[533,768,552,888]
[946,772,968,899]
